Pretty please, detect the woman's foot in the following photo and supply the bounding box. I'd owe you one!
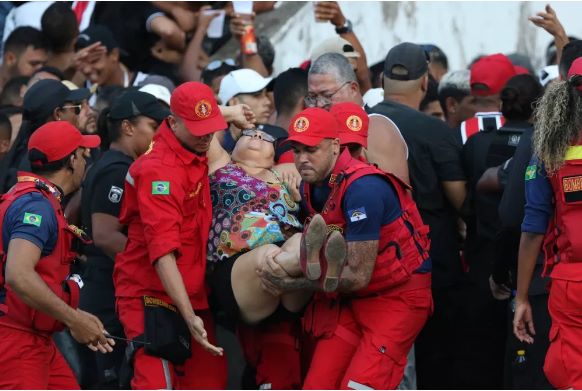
[300,214,327,280]
[320,231,347,292]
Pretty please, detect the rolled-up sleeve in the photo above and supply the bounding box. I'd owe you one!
[134,165,185,263]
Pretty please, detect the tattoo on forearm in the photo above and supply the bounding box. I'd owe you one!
[337,240,378,293]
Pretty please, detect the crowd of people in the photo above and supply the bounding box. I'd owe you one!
[0,1,582,390]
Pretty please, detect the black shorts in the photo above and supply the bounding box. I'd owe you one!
[208,252,298,331]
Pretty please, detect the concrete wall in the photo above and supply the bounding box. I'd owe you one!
[266,1,582,74]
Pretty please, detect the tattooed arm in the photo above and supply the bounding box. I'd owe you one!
[337,240,378,293]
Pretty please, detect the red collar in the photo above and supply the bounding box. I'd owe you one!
[156,121,207,165]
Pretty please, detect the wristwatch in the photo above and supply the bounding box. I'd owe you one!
[335,19,353,34]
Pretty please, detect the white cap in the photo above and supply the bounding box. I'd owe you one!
[218,68,272,104]
[311,36,360,62]
[538,65,559,87]
[139,84,171,106]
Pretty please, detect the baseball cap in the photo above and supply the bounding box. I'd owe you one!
[170,82,227,136]
[109,91,170,121]
[283,108,338,147]
[138,84,171,106]
[76,25,121,52]
[218,68,272,104]
[61,80,92,101]
[384,42,429,81]
[330,102,369,148]
[567,57,582,91]
[28,121,100,166]
[23,79,90,121]
[470,53,516,96]
[310,37,360,62]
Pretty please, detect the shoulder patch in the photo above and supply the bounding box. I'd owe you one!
[108,186,124,203]
[23,212,42,227]
[152,181,170,195]
[348,207,367,222]
[525,165,537,181]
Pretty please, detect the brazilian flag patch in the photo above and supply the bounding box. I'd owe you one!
[525,165,537,181]
[23,212,42,227]
[152,181,170,195]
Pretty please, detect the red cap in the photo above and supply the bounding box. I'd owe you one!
[284,108,338,147]
[567,57,582,92]
[330,102,369,148]
[470,53,516,96]
[170,81,227,136]
[28,121,100,165]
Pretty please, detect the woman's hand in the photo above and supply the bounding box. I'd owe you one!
[513,297,536,344]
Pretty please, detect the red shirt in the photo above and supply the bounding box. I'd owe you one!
[114,122,211,309]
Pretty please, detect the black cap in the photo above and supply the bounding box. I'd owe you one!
[23,79,90,121]
[384,42,429,81]
[109,91,170,121]
[76,25,119,52]
[257,124,287,141]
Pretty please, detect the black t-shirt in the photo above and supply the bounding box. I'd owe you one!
[80,149,133,269]
[462,121,530,242]
[368,99,465,288]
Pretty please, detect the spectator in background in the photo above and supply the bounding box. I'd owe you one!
[558,40,582,79]
[257,35,276,76]
[437,69,475,129]
[421,44,449,82]
[201,59,239,98]
[218,68,272,152]
[420,75,445,121]
[0,79,90,193]
[0,112,10,161]
[0,27,48,92]
[458,53,516,145]
[41,2,79,79]
[0,75,28,107]
[271,67,308,163]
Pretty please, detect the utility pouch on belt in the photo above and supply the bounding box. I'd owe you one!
[143,296,192,365]
[302,293,340,338]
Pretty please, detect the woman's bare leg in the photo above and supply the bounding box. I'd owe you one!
[231,234,308,324]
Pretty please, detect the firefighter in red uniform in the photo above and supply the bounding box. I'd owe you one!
[260,108,433,389]
[0,121,114,389]
[514,58,582,389]
[114,82,227,389]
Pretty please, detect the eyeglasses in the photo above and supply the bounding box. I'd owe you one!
[61,104,82,115]
[304,81,351,109]
[242,129,276,143]
[205,58,236,72]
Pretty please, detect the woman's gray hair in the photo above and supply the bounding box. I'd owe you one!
[309,53,357,84]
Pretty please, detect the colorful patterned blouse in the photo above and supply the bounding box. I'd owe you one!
[207,163,303,262]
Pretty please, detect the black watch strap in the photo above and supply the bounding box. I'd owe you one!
[335,19,352,34]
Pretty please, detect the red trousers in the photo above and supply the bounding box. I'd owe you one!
[238,319,302,389]
[544,279,582,389]
[117,297,227,389]
[0,324,79,389]
[303,275,432,390]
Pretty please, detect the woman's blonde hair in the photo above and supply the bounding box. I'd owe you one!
[533,75,582,173]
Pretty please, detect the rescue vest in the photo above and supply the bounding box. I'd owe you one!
[543,144,582,279]
[0,173,85,335]
[460,112,505,144]
[302,149,431,296]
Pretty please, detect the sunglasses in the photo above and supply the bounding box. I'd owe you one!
[242,129,276,143]
[61,104,82,115]
[205,58,236,72]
